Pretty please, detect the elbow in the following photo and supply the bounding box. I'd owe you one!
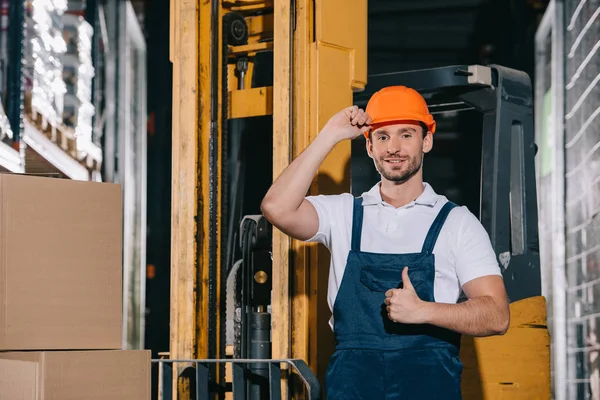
[493,307,510,336]
[494,319,509,336]
[260,197,278,223]
[260,198,272,220]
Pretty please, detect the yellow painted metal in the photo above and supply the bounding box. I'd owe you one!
[169,0,200,397]
[169,0,224,398]
[461,296,551,399]
[228,87,273,118]
[229,42,273,56]
[307,0,367,386]
[226,1,273,12]
[272,3,292,400]
[246,14,273,41]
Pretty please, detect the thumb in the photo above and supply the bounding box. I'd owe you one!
[402,267,413,289]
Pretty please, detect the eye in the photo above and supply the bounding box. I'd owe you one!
[402,133,412,139]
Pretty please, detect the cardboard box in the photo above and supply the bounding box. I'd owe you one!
[0,350,150,399]
[0,359,38,400]
[0,173,123,350]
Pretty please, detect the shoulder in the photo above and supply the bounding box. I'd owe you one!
[306,192,355,205]
[306,192,355,213]
[445,202,479,228]
[303,193,355,246]
[441,199,495,252]
[437,199,490,244]
[305,192,356,224]
[433,198,476,228]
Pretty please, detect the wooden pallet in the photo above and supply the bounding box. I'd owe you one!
[23,94,102,178]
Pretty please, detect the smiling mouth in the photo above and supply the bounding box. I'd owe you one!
[384,159,407,165]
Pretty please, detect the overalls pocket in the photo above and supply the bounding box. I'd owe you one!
[360,265,434,302]
[360,266,403,292]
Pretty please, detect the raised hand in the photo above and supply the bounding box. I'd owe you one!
[321,106,372,141]
[384,267,427,324]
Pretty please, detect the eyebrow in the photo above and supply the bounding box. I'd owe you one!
[374,127,417,135]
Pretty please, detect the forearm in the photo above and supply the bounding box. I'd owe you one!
[421,296,510,337]
[261,131,339,216]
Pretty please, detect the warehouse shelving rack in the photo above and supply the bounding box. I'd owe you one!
[0,0,148,351]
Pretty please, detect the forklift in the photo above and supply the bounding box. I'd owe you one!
[164,1,550,399]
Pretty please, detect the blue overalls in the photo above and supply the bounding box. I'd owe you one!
[324,198,463,399]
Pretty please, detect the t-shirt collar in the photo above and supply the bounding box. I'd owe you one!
[361,182,439,207]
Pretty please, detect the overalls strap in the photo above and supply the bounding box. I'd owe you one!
[351,197,364,251]
[421,201,457,254]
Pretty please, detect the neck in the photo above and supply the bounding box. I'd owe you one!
[379,175,425,208]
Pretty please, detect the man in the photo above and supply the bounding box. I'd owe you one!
[260,85,510,399]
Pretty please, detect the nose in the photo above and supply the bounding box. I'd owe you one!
[385,135,403,154]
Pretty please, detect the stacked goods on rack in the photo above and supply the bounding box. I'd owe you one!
[0,0,8,98]
[0,174,150,399]
[66,0,86,16]
[13,0,102,178]
[23,0,68,131]
[62,12,95,154]
[0,99,12,142]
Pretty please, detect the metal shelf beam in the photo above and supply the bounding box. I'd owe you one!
[0,141,23,172]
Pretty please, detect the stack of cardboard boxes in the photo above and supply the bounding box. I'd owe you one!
[0,173,150,399]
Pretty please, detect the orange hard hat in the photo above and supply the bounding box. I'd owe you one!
[364,85,436,138]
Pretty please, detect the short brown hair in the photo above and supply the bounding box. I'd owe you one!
[368,121,428,141]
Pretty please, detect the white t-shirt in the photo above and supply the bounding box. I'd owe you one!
[305,182,502,330]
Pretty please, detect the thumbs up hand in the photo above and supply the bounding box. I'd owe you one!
[384,267,428,324]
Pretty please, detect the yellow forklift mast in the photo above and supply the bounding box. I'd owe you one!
[167,0,551,399]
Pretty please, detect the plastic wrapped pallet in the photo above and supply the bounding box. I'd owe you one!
[23,0,68,129]
[61,12,94,152]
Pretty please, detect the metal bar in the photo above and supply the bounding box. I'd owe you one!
[534,2,567,398]
[159,361,173,400]
[564,170,600,208]
[196,362,209,400]
[564,105,600,147]
[510,122,526,255]
[567,312,600,324]
[479,110,501,248]
[566,0,587,30]
[567,6,599,56]
[207,0,222,386]
[353,64,492,106]
[565,72,600,119]
[565,39,600,90]
[269,363,281,400]
[567,277,600,292]
[565,139,600,179]
[102,0,118,182]
[6,0,24,142]
[232,363,246,400]
[289,360,321,400]
[566,244,600,264]
[150,358,321,399]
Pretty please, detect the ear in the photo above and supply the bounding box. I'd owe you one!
[422,132,433,154]
[365,136,374,159]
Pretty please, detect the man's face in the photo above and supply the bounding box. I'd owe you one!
[366,122,433,183]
